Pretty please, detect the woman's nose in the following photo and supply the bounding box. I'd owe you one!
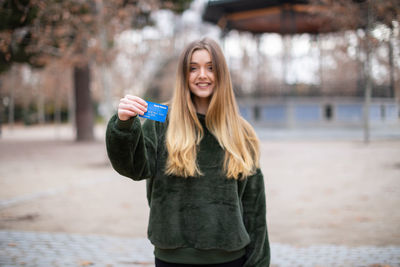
[199,67,206,78]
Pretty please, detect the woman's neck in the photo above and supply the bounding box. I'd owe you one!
[193,97,210,115]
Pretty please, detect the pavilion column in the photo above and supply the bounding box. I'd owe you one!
[255,34,262,96]
[222,32,230,65]
[280,4,296,96]
[317,34,324,94]
[356,30,365,97]
[363,0,373,144]
[388,27,395,99]
[281,35,292,96]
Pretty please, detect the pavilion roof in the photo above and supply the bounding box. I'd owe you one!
[202,0,364,34]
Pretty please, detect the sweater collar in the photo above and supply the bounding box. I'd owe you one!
[196,112,206,119]
[196,113,207,127]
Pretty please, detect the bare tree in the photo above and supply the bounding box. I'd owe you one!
[0,0,192,140]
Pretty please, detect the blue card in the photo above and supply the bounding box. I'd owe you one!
[139,101,169,123]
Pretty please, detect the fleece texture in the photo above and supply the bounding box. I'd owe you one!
[106,113,270,266]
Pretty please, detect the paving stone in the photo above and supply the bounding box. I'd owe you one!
[1,231,400,267]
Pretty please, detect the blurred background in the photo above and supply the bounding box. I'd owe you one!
[0,0,399,266]
[0,0,399,139]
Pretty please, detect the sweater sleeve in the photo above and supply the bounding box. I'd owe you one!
[105,114,159,181]
[242,169,270,267]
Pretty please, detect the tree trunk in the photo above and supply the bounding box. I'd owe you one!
[68,70,76,131]
[54,78,61,139]
[74,63,94,141]
[97,0,114,121]
[100,64,113,120]
[9,69,15,130]
[0,79,3,137]
[37,74,45,124]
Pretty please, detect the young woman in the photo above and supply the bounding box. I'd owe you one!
[106,38,270,267]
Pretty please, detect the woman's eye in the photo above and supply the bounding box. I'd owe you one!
[190,67,197,71]
[208,66,213,71]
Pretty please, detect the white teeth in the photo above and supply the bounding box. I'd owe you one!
[198,83,209,86]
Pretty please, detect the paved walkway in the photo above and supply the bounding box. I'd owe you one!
[1,124,399,266]
[1,123,400,141]
[254,125,400,141]
[1,230,399,267]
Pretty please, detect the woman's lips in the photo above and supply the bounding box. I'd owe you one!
[196,82,211,89]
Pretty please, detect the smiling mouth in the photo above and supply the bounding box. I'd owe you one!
[196,83,211,88]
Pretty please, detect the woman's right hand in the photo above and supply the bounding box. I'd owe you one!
[118,95,148,121]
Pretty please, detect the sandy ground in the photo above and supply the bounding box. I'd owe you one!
[0,124,399,247]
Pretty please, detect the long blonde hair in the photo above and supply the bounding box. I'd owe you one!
[165,38,259,179]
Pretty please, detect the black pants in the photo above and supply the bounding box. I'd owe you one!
[155,256,246,267]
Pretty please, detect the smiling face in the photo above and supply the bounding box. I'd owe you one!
[188,49,215,105]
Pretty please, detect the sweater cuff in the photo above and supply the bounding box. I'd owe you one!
[116,116,137,130]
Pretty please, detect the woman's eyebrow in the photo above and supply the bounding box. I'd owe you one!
[190,61,213,64]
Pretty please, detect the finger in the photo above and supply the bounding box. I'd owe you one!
[122,99,147,114]
[121,98,147,113]
[136,103,147,114]
[119,103,145,116]
[120,102,147,115]
[118,110,137,118]
[125,95,148,107]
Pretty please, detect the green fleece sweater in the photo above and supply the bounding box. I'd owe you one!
[106,113,270,266]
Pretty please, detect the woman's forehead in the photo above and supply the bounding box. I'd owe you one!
[190,49,212,63]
